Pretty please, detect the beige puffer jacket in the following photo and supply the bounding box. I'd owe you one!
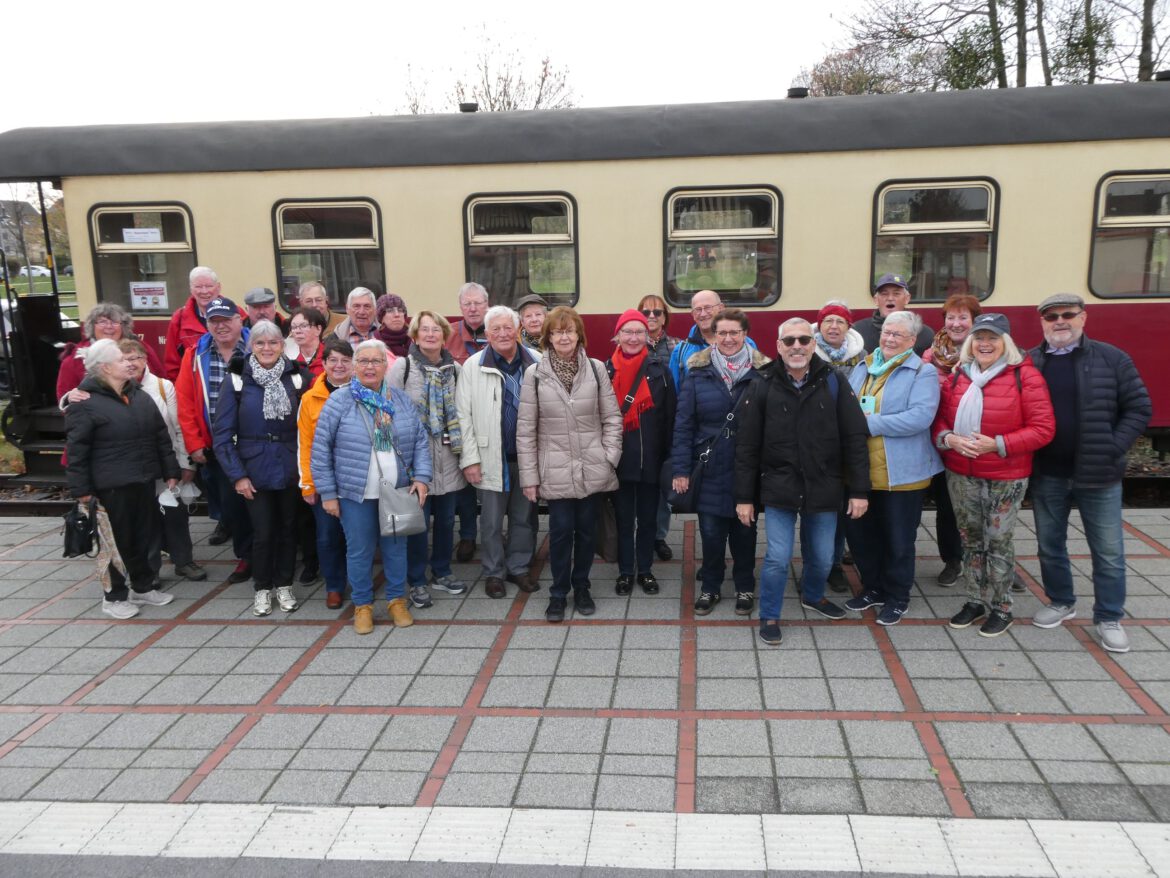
[387,353,467,496]
[517,349,622,500]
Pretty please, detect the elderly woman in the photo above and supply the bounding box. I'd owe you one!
[213,320,311,617]
[844,310,943,626]
[65,339,179,619]
[605,309,676,595]
[58,303,164,402]
[515,294,548,350]
[671,308,770,616]
[639,293,681,562]
[518,306,622,622]
[376,293,411,358]
[284,307,329,377]
[311,339,432,634]
[935,314,1055,636]
[388,310,469,608]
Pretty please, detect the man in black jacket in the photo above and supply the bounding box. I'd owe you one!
[734,318,871,645]
[1028,294,1151,654]
[855,274,934,356]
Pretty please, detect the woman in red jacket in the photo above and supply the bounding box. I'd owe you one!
[934,313,1055,637]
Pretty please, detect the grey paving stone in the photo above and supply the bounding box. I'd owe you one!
[0,713,41,742]
[696,628,755,650]
[593,774,674,811]
[613,677,679,709]
[898,650,973,678]
[1009,624,1082,651]
[0,766,50,797]
[463,716,540,752]
[263,769,350,804]
[558,648,620,677]
[514,772,597,809]
[63,748,140,769]
[97,767,189,801]
[828,678,903,712]
[1009,722,1107,761]
[935,721,1026,759]
[6,674,91,704]
[220,749,296,770]
[235,648,304,675]
[962,650,1041,680]
[777,778,863,814]
[1120,762,1170,785]
[768,720,846,757]
[301,648,374,675]
[173,647,250,675]
[23,713,115,747]
[0,746,71,768]
[773,756,854,779]
[288,749,364,771]
[400,675,475,707]
[495,648,560,676]
[328,625,392,648]
[339,675,412,706]
[757,649,823,678]
[260,626,329,648]
[841,721,924,759]
[952,758,1043,783]
[563,626,624,650]
[138,676,217,705]
[533,716,608,753]
[622,626,680,650]
[759,677,829,711]
[339,770,425,805]
[1052,680,1145,714]
[965,782,1063,818]
[119,648,196,675]
[1052,782,1155,821]
[819,650,890,679]
[698,719,769,757]
[451,751,527,774]
[983,680,1067,714]
[697,650,757,679]
[626,599,680,620]
[155,713,245,749]
[0,647,80,674]
[50,648,128,676]
[480,675,551,708]
[421,647,490,676]
[1141,785,1170,821]
[1116,652,1170,680]
[697,756,773,778]
[436,771,519,806]
[240,714,323,749]
[859,779,950,816]
[1037,760,1127,783]
[200,674,281,705]
[88,626,162,648]
[596,720,674,759]
[436,625,500,649]
[695,776,777,813]
[1030,651,1113,681]
[189,768,279,802]
[1088,724,1170,761]
[275,675,350,705]
[602,754,675,776]
[380,714,455,749]
[811,626,877,651]
[854,758,936,780]
[132,749,209,769]
[202,627,269,648]
[302,714,390,751]
[546,676,613,709]
[697,678,763,710]
[0,674,37,701]
[27,766,119,800]
[914,679,994,712]
[507,627,568,649]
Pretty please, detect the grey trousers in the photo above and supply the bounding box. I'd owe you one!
[478,460,538,578]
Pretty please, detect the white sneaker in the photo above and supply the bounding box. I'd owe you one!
[275,586,299,613]
[129,589,175,606]
[253,589,273,616]
[101,599,139,620]
[1096,620,1131,653]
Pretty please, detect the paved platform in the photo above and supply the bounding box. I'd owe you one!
[0,509,1166,875]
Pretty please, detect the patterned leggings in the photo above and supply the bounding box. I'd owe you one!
[946,472,1028,610]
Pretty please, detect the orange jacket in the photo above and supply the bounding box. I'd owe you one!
[296,372,336,497]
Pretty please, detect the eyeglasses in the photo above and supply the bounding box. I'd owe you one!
[355,358,384,368]
[692,305,718,315]
[123,354,144,363]
[641,308,665,318]
[551,328,577,338]
[619,328,647,337]
[880,330,910,340]
[93,317,119,327]
[289,322,312,330]
[779,335,813,347]
[715,329,744,339]
[1042,310,1083,322]
[324,356,352,367]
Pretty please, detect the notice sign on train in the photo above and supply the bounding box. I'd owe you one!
[123,228,162,244]
[130,281,168,311]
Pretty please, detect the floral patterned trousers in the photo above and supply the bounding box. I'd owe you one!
[946,472,1028,610]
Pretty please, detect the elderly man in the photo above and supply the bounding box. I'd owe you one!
[447,282,492,560]
[164,266,244,380]
[668,289,757,389]
[515,293,548,350]
[297,281,331,317]
[243,287,288,336]
[175,296,253,583]
[1028,294,1151,653]
[456,305,542,598]
[330,287,378,346]
[855,274,934,356]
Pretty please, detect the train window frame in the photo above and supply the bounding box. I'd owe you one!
[871,177,999,303]
[463,192,580,308]
[1088,170,1170,299]
[271,198,384,314]
[87,202,197,314]
[662,185,782,308]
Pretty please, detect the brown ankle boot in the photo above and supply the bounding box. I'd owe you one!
[353,604,374,635]
[387,597,414,628]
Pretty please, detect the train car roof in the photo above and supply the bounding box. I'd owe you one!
[1,83,1168,182]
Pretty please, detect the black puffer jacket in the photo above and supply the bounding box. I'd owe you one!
[734,356,871,512]
[605,355,677,484]
[65,376,180,498]
[1029,335,1151,487]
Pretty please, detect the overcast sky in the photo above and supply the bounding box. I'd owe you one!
[4,0,861,132]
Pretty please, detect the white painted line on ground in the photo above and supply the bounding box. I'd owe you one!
[411,806,511,864]
[162,804,273,858]
[81,803,197,856]
[941,817,1056,878]
[1121,822,1170,878]
[0,801,50,850]
[762,814,861,873]
[851,814,958,876]
[4,802,121,855]
[327,806,431,861]
[1029,819,1156,878]
[498,808,593,867]
[244,805,351,860]
[676,813,765,871]
[585,810,676,870]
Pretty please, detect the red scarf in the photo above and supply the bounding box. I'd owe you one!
[611,347,654,433]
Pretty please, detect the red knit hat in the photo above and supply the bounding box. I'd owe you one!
[817,303,853,326]
[614,308,649,335]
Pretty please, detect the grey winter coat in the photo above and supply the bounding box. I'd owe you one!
[388,351,467,496]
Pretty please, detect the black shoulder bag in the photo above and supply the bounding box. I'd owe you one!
[62,498,99,558]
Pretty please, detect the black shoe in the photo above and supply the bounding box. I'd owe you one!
[574,589,596,616]
[654,540,673,561]
[299,565,320,585]
[1010,572,1028,594]
[455,539,475,563]
[844,591,883,612]
[949,601,988,629]
[227,561,252,584]
[546,596,566,623]
[615,574,634,596]
[841,549,854,566]
[759,621,783,645]
[208,522,230,546]
[638,573,659,595]
[938,560,962,587]
[801,597,846,620]
[174,562,207,582]
[979,608,1014,638]
[694,592,720,615]
[734,592,754,616]
[827,564,849,593]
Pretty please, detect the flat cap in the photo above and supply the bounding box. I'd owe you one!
[244,286,276,305]
[1037,293,1084,313]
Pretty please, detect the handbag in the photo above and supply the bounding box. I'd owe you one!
[62,498,99,558]
[594,491,619,562]
[660,384,751,514]
[356,403,427,538]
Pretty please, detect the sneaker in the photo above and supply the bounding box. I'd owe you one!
[228,561,252,583]
[759,621,783,645]
[174,562,208,581]
[876,603,907,626]
[1032,603,1076,629]
[801,597,846,620]
[430,575,468,595]
[353,604,374,635]
[938,560,962,587]
[101,599,139,620]
[734,592,755,616]
[827,564,850,594]
[574,589,596,616]
[208,521,230,546]
[694,592,720,615]
[129,589,175,606]
[299,566,321,585]
[409,585,433,609]
[1010,572,1028,594]
[387,597,414,627]
[275,586,299,613]
[252,589,272,616]
[654,539,673,561]
[546,596,566,623]
[844,591,884,612]
[638,573,660,595]
[615,574,634,596]
[979,609,1014,638]
[1096,620,1130,653]
[950,601,988,629]
[455,539,476,563]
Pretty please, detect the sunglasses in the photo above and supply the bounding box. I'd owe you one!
[641,308,665,318]
[779,335,813,347]
[1042,310,1083,322]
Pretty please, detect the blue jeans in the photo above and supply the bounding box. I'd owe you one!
[407,492,457,586]
[698,512,758,596]
[1031,475,1126,623]
[338,498,407,606]
[760,508,836,621]
[456,483,478,542]
[547,496,597,597]
[310,500,347,595]
[845,489,924,608]
[801,510,847,569]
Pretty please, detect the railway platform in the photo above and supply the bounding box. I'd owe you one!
[0,508,1166,876]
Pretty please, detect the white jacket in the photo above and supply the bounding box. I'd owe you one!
[141,368,191,470]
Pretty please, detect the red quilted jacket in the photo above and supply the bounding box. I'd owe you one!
[933,360,1055,481]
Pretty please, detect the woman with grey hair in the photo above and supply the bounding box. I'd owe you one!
[213,321,312,617]
[65,339,180,619]
[57,303,164,403]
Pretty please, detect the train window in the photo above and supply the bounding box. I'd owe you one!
[873,181,996,301]
[664,187,780,307]
[89,205,196,315]
[1090,174,1170,298]
[273,200,384,312]
[465,194,578,307]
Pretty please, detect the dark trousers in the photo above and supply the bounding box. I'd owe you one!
[547,496,598,597]
[97,481,158,601]
[615,480,659,576]
[930,472,962,564]
[456,483,478,542]
[246,486,299,591]
[296,499,318,572]
[148,502,195,575]
[698,512,758,596]
[846,489,925,608]
[202,456,252,561]
[408,491,458,586]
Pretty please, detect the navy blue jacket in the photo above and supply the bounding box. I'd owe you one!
[605,354,677,484]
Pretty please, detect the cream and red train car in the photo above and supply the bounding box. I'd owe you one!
[0,82,1167,433]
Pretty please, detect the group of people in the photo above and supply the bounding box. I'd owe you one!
[62,268,1151,654]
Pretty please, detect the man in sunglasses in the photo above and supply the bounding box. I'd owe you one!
[1028,293,1150,653]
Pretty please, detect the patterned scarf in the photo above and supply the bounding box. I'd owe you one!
[610,347,654,432]
[815,331,851,363]
[550,348,581,393]
[248,355,292,421]
[710,344,753,388]
[349,377,396,451]
[867,348,913,377]
[412,348,462,455]
[930,329,961,373]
